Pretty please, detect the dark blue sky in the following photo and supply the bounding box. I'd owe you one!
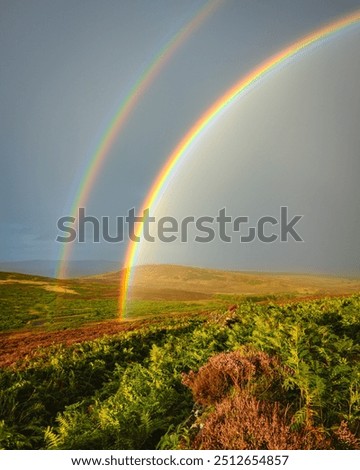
[1,0,360,275]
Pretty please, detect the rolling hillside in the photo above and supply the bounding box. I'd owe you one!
[1,264,360,333]
[92,264,360,300]
[1,265,360,449]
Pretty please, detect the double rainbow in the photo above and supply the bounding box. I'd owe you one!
[120,8,360,316]
[56,0,223,279]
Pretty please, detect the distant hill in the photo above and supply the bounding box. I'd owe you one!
[1,264,360,333]
[89,264,360,301]
[0,260,121,278]
[1,262,360,302]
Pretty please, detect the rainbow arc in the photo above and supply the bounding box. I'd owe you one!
[119,8,360,316]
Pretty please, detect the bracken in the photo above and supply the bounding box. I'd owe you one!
[182,350,329,449]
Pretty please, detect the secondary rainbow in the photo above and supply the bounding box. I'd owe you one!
[120,8,360,316]
[56,0,223,279]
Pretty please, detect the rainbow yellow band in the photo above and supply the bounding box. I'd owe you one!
[119,8,360,316]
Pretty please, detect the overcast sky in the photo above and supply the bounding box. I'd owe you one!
[1,0,360,276]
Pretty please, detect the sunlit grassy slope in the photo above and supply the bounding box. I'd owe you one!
[1,264,360,331]
[1,266,360,450]
[1,294,360,449]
